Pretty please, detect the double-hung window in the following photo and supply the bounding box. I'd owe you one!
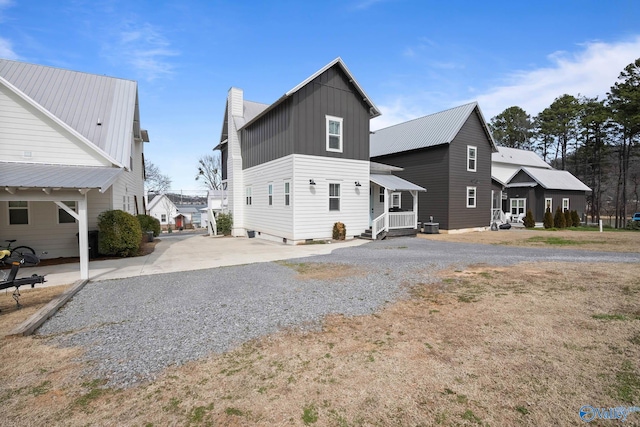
[284,181,291,206]
[268,183,273,206]
[545,198,552,213]
[58,201,77,224]
[245,187,252,205]
[329,183,340,211]
[379,187,385,203]
[562,198,570,212]
[8,201,29,225]
[467,146,477,172]
[391,193,401,209]
[466,187,477,208]
[326,116,343,152]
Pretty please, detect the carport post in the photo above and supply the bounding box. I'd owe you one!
[78,194,89,280]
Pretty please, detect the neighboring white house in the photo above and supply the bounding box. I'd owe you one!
[0,59,149,279]
[147,194,177,228]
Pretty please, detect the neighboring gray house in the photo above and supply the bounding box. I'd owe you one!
[370,102,497,232]
[217,57,423,243]
[491,147,591,223]
[0,59,149,279]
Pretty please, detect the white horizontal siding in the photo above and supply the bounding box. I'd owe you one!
[243,156,294,239]
[111,140,144,215]
[0,85,109,166]
[292,155,369,240]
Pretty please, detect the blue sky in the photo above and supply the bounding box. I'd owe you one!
[1,0,639,192]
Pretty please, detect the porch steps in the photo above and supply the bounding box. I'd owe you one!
[358,228,418,240]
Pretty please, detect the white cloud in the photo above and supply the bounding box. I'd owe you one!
[103,22,179,81]
[474,37,640,119]
[0,36,18,59]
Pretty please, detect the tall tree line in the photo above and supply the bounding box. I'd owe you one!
[489,58,640,227]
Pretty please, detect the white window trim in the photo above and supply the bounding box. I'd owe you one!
[466,186,477,208]
[57,201,77,224]
[467,145,477,172]
[510,198,526,216]
[161,213,167,223]
[545,198,553,213]
[391,192,401,208]
[379,187,385,203]
[326,115,343,153]
[268,183,273,206]
[245,186,252,206]
[284,180,291,207]
[562,198,570,212]
[329,183,341,212]
[8,201,30,225]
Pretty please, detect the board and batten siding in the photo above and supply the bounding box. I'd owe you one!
[240,64,371,170]
[0,84,110,166]
[372,144,450,229]
[447,111,493,229]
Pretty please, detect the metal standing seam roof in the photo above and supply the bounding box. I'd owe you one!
[233,100,270,130]
[0,162,123,192]
[370,102,496,158]
[369,174,426,192]
[515,167,592,192]
[0,59,139,167]
[492,146,552,169]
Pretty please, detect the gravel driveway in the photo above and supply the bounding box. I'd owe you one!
[37,238,640,388]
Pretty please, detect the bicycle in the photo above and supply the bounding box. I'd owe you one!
[1,240,36,266]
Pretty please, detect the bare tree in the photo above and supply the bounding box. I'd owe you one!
[196,151,222,190]
[144,157,172,193]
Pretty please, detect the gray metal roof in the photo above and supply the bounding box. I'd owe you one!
[233,100,270,130]
[0,59,139,167]
[516,167,592,192]
[0,162,122,192]
[370,102,497,157]
[493,147,551,169]
[370,174,426,192]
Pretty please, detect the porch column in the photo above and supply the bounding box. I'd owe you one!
[383,188,389,231]
[78,194,89,280]
[411,190,418,229]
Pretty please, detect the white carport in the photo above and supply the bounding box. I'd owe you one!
[0,162,123,280]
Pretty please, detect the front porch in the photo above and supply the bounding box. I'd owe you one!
[363,172,426,240]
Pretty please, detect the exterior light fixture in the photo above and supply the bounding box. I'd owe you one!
[355,181,361,187]
[309,179,316,185]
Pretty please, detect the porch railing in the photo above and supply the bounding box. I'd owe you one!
[389,211,416,229]
[371,213,386,239]
[491,208,505,224]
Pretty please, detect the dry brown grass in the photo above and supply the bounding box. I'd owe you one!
[420,228,640,253]
[1,260,639,426]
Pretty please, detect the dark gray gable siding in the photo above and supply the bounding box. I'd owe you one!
[241,65,371,169]
[221,145,228,180]
[446,111,493,229]
[372,144,451,229]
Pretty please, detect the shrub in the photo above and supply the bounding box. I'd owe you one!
[571,210,581,227]
[626,220,640,230]
[216,213,233,236]
[543,209,554,229]
[97,210,142,257]
[332,222,346,240]
[554,207,566,229]
[137,214,161,237]
[564,210,573,227]
[523,209,535,228]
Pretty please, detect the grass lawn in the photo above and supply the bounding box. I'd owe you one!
[0,232,638,426]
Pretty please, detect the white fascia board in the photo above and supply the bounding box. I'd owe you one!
[0,75,123,168]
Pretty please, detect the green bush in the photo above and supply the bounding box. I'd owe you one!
[571,210,581,227]
[97,210,143,257]
[554,207,566,229]
[523,209,535,228]
[332,222,346,240]
[626,220,640,230]
[137,214,161,237]
[564,210,573,227]
[216,213,233,236]
[543,209,554,229]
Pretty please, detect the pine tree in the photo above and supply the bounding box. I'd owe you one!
[571,210,581,227]
[564,210,573,227]
[523,209,536,228]
[554,207,567,228]
[543,209,554,229]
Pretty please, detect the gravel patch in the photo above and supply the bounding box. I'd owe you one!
[36,238,640,388]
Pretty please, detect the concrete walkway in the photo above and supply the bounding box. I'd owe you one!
[22,235,370,288]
